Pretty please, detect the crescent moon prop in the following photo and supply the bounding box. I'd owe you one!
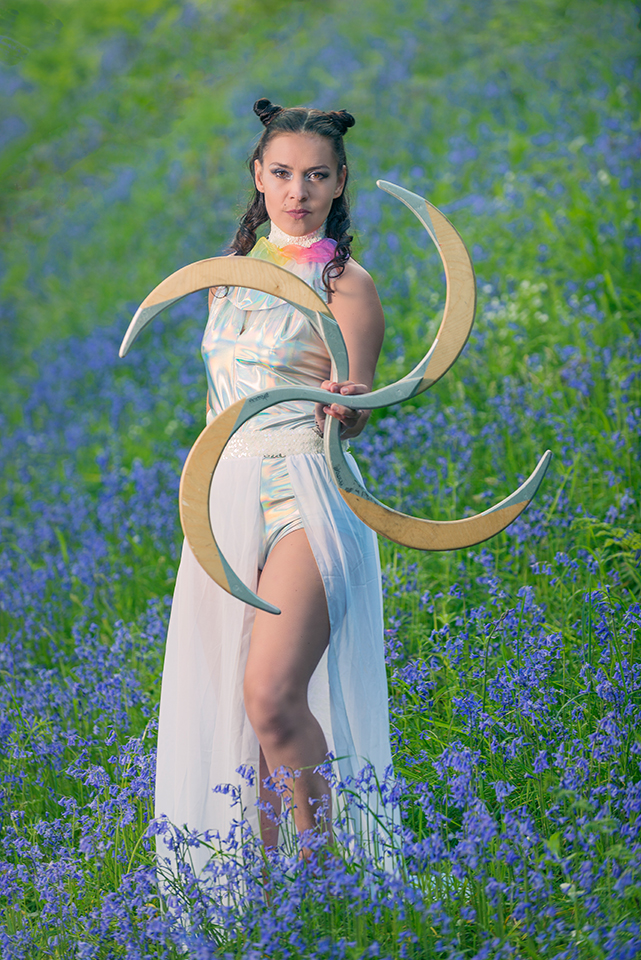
[121,181,552,614]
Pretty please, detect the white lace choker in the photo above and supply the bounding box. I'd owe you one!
[268,221,327,249]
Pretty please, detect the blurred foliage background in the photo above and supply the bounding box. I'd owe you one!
[2,0,639,376]
[1,2,641,955]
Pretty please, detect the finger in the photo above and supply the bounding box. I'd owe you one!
[323,405,346,422]
[338,383,368,396]
[325,404,361,424]
[334,404,358,420]
[325,403,353,418]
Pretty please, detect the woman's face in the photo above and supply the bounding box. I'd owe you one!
[254,132,346,237]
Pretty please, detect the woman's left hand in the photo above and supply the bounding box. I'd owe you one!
[315,380,370,440]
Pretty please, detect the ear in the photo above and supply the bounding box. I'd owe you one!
[254,158,265,193]
[334,164,347,198]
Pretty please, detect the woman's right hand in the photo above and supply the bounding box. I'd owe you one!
[315,379,370,439]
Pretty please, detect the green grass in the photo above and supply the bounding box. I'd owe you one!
[0,0,640,956]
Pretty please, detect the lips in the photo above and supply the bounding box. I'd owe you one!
[286,209,310,219]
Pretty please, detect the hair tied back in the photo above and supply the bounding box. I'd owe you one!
[253,98,284,126]
[234,100,356,295]
[326,110,356,135]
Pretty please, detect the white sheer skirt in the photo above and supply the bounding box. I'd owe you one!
[154,452,392,877]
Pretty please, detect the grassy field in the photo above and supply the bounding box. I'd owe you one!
[1,0,640,956]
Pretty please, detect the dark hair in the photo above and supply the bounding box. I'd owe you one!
[230,98,356,295]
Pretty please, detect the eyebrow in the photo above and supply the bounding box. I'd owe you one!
[268,162,331,171]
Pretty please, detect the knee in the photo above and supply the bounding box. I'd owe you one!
[244,679,301,749]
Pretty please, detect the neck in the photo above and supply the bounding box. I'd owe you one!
[268,220,327,249]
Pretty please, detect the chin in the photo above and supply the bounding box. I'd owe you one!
[278,216,321,236]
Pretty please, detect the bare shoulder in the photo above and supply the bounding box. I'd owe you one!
[331,256,380,301]
[327,257,384,386]
[330,257,384,325]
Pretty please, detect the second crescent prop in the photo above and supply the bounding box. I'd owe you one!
[120,181,552,614]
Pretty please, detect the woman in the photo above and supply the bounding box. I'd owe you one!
[155,99,392,875]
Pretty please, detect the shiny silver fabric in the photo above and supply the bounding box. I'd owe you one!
[258,458,304,568]
[201,242,332,439]
[201,241,332,564]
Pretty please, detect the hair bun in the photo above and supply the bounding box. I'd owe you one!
[253,98,283,126]
[326,110,356,135]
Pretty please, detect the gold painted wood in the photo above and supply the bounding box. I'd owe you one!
[120,257,332,357]
[178,398,283,614]
[142,256,329,313]
[420,202,476,389]
[123,181,552,612]
[374,183,476,394]
[178,402,243,596]
[339,491,526,551]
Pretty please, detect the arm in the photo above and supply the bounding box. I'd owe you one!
[316,258,385,440]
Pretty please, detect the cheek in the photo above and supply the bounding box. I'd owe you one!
[264,180,286,200]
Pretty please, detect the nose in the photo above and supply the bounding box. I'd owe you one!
[289,175,309,201]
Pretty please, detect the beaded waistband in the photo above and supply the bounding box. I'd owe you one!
[220,426,326,460]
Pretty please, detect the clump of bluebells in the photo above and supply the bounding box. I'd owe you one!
[2,3,641,958]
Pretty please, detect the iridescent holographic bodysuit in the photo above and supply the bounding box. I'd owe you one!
[201,232,337,566]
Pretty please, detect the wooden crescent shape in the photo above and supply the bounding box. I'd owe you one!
[180,391,550,613]
[178,399,283,614]
[121,182,552,612]
[321,181,551,552]
[375,180,477,394]
[119,257,333,358]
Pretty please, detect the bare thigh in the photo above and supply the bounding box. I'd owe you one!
[244,528,333,842]
[244,528,330,718]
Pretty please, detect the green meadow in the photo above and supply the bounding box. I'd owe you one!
[1,1,640,956]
